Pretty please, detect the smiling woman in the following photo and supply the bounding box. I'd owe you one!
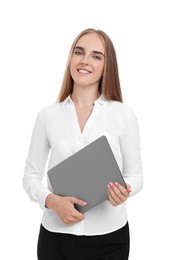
[57,28,123,103]
[70,33,105,95]
[23,28,143,260]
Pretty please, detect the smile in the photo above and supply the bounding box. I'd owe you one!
[77,69,91,74]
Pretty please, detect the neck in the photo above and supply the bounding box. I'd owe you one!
[71,87,100,108]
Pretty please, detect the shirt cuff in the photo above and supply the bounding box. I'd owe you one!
[124,176,143,197]
[38,189,52,212]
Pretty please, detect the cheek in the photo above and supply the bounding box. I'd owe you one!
[70,59,76,75]
[70,56,80,73]
[71,55,81,65]
[69,63,73,78]
[70,58,75,69]
[94,63,104,76]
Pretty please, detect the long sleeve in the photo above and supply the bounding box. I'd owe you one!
[21,97,143,235]
[120,109,143,196]
[22,110,51,210]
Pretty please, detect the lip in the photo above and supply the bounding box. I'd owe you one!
[77,68,92,74]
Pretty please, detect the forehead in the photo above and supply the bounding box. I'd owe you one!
[75,33,105,53]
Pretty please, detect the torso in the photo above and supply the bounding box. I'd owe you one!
[74,104,94,134]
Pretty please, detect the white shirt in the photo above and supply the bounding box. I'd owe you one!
[23,94,143,235]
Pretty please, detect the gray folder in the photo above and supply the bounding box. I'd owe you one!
[48,135,126,213]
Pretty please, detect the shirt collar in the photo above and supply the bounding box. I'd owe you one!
[62,93,108,107]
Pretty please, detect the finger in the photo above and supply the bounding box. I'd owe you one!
[70,197,87,206]
[113,182,130,197]
[70,197,87,207]
[107,192,118,206]
[126,184,132,193]
[62,212,84,224]
[107,187,122,204]
[65,215,80,224]
[108,183,127,201]
[63,219,79,225]
[72,209,85,221]
[70,197,86,220]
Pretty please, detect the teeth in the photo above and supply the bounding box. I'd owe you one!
[78,69,90,74]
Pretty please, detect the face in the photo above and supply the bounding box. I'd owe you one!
[70,33,105,90]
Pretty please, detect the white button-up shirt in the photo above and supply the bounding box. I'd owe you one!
[23,94,143,235]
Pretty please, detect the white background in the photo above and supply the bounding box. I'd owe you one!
[0,0,173,259]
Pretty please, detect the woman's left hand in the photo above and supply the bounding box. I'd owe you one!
[107,182,132,207]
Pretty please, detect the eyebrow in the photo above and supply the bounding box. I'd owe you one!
[74,46,104,57]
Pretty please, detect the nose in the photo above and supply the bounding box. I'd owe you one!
[81,54,89,65]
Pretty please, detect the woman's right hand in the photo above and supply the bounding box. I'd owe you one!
[45,193,87,225]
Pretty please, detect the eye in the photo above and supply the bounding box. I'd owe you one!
[92,55,102,60]
[74,50,84,55]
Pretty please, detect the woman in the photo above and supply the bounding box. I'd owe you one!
[23,28,143,260]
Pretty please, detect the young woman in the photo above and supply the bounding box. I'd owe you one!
[23,28,143,260]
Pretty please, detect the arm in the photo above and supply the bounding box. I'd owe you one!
[45,193,87,225]
[120,109,143,196]
[22,110,51,211]
[107,109,143,206]
[22,110,87,224]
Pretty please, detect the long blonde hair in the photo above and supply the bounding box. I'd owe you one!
[56,28,123,103]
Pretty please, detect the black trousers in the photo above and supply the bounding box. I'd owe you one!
[37,222,130,260]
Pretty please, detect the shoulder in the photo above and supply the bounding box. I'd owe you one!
[38,102,63,116]
[36,102,62,124]
[108,100,136,119]
[107,101,139,135]
[38,104,55,116]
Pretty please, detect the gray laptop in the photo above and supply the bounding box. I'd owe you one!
[48,135,126,213]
